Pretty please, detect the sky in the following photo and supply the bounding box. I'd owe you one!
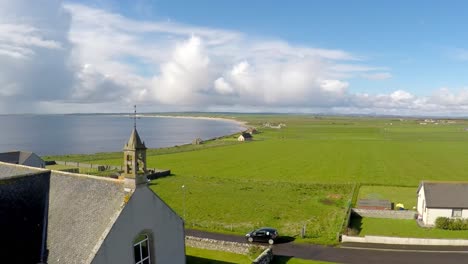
[1,0,468,116]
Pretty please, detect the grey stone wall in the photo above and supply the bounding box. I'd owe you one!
[186,236,272,264]
[352,208,417,219]
[185,236,258,255]
[252,248,273,264]
[54,160,170,177]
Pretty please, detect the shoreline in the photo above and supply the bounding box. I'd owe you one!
[118,114,249,129]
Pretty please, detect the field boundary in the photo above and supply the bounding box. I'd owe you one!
[352,209,417,219]
[342,235,468,246]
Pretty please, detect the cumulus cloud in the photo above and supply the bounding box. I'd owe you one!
[0,0,73,109]
[1,2,467,116]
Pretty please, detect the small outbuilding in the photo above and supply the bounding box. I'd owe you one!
[238,132,253,142]
[357,199,392,210]
[0,151,45,168]
[417,181,468,226]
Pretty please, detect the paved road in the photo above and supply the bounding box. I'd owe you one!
[186,229,468,264]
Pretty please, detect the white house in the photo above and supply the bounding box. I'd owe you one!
[238,132,253,142]
[417,181,468,226]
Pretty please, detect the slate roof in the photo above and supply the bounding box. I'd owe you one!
[241,132,252,139]
[419,181,468,208]
[0,151,41,165]
[0,162,126,263]
[123,128,147,150]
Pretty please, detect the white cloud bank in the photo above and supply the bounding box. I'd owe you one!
[0,1,467,116]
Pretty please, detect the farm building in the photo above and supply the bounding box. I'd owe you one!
[238,132,253,141]
[247,128,258,135]
[0,151,45,168]
[417,181,468,226]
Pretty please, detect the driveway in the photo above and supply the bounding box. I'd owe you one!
[186,229,468,264]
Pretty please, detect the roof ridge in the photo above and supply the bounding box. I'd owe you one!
[0,161,123,184]
[0,160,48,171]
[51,170,124,184]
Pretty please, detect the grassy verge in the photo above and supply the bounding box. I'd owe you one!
[351,217,468,239]
[186,247,251,263]
[186,247,335,264]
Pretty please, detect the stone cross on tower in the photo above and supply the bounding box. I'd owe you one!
[123,105,147,183]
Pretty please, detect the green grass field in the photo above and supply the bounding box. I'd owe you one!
[44,115,468,243]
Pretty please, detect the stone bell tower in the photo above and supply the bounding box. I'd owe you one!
[123,105,147,181]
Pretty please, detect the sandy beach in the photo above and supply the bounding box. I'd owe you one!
[120,114,249,129]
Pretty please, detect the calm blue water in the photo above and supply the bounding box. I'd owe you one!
[0,115,245,156]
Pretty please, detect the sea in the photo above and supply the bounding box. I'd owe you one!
[0,114,245,156]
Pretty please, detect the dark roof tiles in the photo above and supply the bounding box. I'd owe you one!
[421,182,468,208]
[0,162,125,263]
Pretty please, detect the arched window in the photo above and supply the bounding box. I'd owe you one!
[133,234,151,264]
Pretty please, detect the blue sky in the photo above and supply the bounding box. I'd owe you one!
[1,0,468,115]
[110,0,468,95]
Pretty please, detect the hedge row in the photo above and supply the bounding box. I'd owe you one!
[435,217,468,230]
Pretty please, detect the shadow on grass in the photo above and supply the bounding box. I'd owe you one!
[271,255,293,264]
[275,236,296,244]
[186,256,237,264]
[348,213,363,235]
[147,173,176,185]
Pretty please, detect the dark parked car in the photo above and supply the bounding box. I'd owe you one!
[245,227,278,244]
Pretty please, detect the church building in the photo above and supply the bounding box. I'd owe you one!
[0,109,185,264]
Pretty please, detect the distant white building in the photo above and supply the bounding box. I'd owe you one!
[238,132,253,142]
[417,181,468,226]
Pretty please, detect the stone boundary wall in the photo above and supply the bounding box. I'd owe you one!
[185,236,262,255]
[53,161,170,178]
[342,235,468,246]
[352,208,417,219]
[252,248,273,264]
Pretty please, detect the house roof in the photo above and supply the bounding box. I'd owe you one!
[0,162,126,263]
[0,151,36,165]
[123,128,147,150]
[241,132,252,138]
[419,181,468,208]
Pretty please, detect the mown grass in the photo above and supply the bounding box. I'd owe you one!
[351,217,468,239]
[357,185,417,210]
[186,247,334,264]
[45,114,468,242]
[186,247,250,263]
